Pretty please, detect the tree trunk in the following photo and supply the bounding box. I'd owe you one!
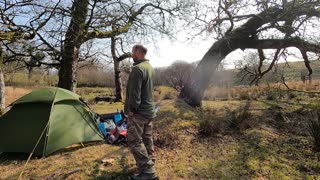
[58,0,88,92]
[179,38,237,107]
[111,37,123,102]
[0,67,5,111]
[27,67,33,81]
[0,44,5,111]
[114,60,123,102]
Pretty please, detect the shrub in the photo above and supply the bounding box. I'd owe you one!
[288,92,296,99]
[239,91,251,100]
[197,108,225,136]
[153,130,179,148]
[197,103,254,136]
[266,90,277,100]
[305,110,320,152]
[153,118,180,149]
[227,102,253,131]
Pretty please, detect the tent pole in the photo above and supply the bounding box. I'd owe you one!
[17,122,50,180]
[18,89,58,179]
[42,89,58,157]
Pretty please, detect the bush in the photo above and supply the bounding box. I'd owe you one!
[153,118,180,149]
[266,90,277,100]
[227,102,253,131]
[153,130,179,148]
[305,110,320,152]
[197,103,254,136]
[288,92,297,99]
[197,108,225,136]
[239,92,250,100]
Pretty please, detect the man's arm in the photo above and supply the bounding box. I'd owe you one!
[128,67,143,113]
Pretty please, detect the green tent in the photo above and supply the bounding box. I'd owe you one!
[0,87,104,156]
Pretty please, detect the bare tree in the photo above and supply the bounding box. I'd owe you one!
[180,0,320,107]
[0,0,59,110]
[110,37,131,102]
[163,61,196,91]
[53,0,189,92]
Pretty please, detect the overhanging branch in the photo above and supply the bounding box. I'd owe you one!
[240,38,320,54]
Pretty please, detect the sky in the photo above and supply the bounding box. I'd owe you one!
[146,37,214,68]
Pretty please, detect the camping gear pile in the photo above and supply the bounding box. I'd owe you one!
[97,111,128,144]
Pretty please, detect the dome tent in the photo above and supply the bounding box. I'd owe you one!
[0,87,104,156]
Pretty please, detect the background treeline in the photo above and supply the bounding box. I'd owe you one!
[4,64,115,88]
[5,60,320,89]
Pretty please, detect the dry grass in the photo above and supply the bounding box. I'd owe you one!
[5,86,32,106]
[203,87,231,100]
[204,80,320,101]
[154,86,178,102]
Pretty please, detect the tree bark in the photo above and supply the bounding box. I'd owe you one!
[0,44,5,111]
[113,61,122,102]
[179,38,237,107]
[58,0,88,92]
[111,37,123,102]
[27,67,33,81]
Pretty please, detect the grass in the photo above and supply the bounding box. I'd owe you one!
[204,80,320,101]
[1,86,320,179]
[5,86,32,106]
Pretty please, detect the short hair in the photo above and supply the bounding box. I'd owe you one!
[133,44,147,55]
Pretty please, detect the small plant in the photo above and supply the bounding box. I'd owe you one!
[153,117,180,148]
[305,110,320,152]
[288,92,296,99]
[227,102,253,131]
[153,129,179,148]
[266,90,277,100]
[197,108,224,136]
[197,103,254,136]
[239,91,250,100]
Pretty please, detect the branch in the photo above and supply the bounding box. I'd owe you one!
[239,38,320,54]
[117,53,131,62]
[219,0,234,35]
[257,49,265,75]
[84,3,154,41]
[36,32,60,54]
[85,0,97,30]
[260,49,281,77]
[300,49,313,76]
[34,0,61,32]
[84,2,177,42]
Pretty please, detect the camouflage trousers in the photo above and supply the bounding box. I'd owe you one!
[127,113,156,174]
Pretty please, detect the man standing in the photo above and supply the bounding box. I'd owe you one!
[125,45,158,180]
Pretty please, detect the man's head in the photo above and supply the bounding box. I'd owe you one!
[132,45,147,62]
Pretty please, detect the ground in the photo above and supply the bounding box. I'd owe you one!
[0,86,320,179]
